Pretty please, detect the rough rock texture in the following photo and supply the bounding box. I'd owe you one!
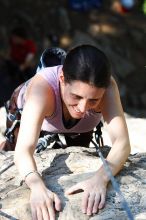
[0,148,146,220]
[0,109,146,219]
[0,2,146,219]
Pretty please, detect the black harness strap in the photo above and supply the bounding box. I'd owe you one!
[36,133,59,153]
[4,101,22,144]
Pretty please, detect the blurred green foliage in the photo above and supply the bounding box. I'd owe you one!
[143,0,146,14]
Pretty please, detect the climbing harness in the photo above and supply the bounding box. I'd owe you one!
[36,133,59,153]
[4,101,22,144]
[1,47,66,151]
[0,45,134,218]
[92,122,134,220]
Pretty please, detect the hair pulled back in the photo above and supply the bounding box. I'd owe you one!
[62,44,111,88]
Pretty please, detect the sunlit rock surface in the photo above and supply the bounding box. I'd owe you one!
[0,146,146,220]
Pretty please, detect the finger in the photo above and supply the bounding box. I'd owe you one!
[86,193,96,216]
[54,194,62,211]
[66,183,82,195]
[98,192,106,209]
[47,201,55,220]
[81,192,89,214]
[92,194,101,214]
[42,206,50,220]
[36,207,43,220]
[31,205,37,220]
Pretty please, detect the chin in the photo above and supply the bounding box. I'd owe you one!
[72,115,82,119]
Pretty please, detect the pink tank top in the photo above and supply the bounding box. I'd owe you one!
[17,65,102,133]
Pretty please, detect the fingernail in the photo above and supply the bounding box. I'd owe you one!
[82,209,86,214]
[87,212,91,216]
[99,205,103,209]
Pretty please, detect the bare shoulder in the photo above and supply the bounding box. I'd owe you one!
[105,76,119,96]
[101,76,121,107]
[25,74,55,117]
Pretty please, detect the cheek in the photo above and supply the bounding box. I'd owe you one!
[66,95,78,106]
[63,92,73,104]
[69,98,78,105]
[88,100,100,109]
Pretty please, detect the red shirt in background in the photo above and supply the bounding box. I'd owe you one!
[10,39,37,65]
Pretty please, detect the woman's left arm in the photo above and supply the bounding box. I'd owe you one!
[100,76,131,178]
[66,77,131,215]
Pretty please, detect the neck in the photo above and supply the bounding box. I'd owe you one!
[62,104,79,129]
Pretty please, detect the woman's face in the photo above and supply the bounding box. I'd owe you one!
[60,74,105,119]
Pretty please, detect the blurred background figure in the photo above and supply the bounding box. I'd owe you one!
[0,0,146,115]
[7,26,37,83]
[68,0,103,11]
[0,26,37,107]
[120,0,136,12]
[111,0,136,14]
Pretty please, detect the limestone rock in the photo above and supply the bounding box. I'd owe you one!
[0,148,146,220]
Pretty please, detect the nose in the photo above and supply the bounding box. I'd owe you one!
[78,99,88,113]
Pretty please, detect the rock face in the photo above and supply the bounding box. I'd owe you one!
[0,3,146,218]
[0,147,146,220]
[0,109,146,219]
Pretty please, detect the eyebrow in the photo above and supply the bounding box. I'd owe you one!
[71,93,100,101]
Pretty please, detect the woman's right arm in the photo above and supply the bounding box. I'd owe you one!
[14,74,61,220]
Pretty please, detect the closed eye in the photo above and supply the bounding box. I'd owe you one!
[71,94,82,100]
[88,99,99,105]
[71,94,99,104]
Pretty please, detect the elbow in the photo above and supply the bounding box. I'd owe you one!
[128,143,131,156]
[123,140,131,159]
[125,136,131,156]
[14,150,19,166]
[126,144,131,158]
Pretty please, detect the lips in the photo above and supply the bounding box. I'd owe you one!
[73,106,81,113]
[72,106,85,118]
[74,108,80,113]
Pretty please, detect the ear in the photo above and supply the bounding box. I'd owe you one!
[59,71,65,84]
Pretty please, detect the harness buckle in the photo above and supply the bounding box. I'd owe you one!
[5,119,20,143]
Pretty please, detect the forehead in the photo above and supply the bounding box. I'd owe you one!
[67,81,105,99]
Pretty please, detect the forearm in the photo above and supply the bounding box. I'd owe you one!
[14,151,36,176]
[107,138,130,174]
[14,151,46,189]
[95,140,131,183]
